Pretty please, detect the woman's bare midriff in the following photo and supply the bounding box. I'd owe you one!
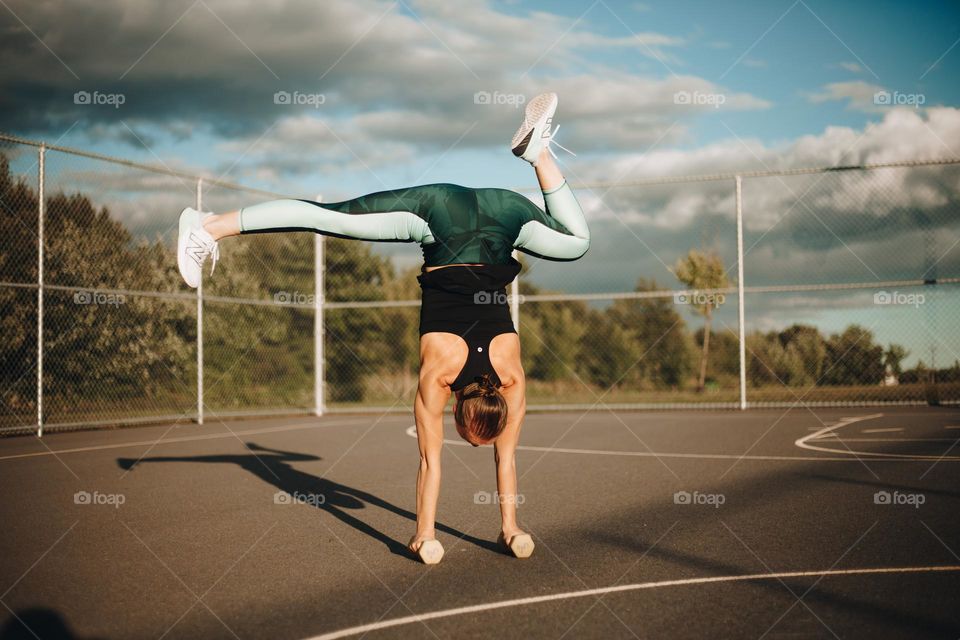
[423,263,484,272]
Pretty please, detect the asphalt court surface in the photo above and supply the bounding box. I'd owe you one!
[1,406,958,639]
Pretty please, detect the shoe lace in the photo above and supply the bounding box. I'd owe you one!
[543,123,576,160]
[199,214,219,277]
[208,241,219,276]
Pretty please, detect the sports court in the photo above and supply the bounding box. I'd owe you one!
[1,407,958,639]
[3,2,960,638]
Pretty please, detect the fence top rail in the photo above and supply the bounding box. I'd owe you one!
[3,130,959,194]
[0,131,294,200]
[513,157,960,191]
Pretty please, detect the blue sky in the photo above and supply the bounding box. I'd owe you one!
[2,0,959,367]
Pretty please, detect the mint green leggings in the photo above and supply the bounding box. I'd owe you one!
[239,182,589,267]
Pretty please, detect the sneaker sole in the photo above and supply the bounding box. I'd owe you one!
[511,92,558,156]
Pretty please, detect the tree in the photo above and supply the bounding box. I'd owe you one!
[381,263,423,396]
[0,158,199,420]
[673,249,730,392]
[778,324,826,384]
[579,308,640,389]
[822,325,885,386]
[526,299,588,381]
[747,331,807,387]
[323,237,394,402]
[695,326,739,383]
[884,344,909,378]
[608,278,695,388]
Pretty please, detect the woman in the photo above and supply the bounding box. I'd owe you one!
[177,93,589,564]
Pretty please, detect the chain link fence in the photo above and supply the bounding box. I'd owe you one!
[1,131,958,435]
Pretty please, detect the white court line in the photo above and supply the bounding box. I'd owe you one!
[862,428,904,434]
[796,415,960,460]
[0,420,358,462]
[815,438,960,443]
[304,565,960,640]
[404,415,960,462]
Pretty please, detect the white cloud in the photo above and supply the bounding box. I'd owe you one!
[837,61,863,73]
[577,106,960,232]
[805,80,886,112]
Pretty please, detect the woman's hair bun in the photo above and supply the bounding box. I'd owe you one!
[472,374,498,395]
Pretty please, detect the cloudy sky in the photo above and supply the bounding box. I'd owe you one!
[2,0,959,365]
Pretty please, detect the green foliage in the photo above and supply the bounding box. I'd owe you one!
[673,249,730,317]
[579,309,641,388]
[674,248,731,391]
[0,159,195,418]
[746,331,808,386]
[323,238,393,401]
[884,344,909,376]
[608,278,695,388]
[822,325,886,386]
[778,324,826,382]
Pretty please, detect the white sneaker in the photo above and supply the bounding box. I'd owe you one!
[177,207,219,289]
[510,92,575,166]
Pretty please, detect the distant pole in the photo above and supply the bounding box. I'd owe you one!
[36,144,45,437]
[735,176,747,411]
[196,178,204,425]
[315,234,325,416]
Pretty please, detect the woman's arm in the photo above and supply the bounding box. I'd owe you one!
[494,370,527,539]
[410,369,450,550]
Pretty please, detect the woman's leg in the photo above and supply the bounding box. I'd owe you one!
[201,188,441,244]
[203,211,241,240]
[533,147,564,192]
[178,187,442,288]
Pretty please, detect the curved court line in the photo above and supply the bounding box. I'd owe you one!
[796,415,960,460]
[0,420,358,462]
[406,416,960,462]
[305,565,960,640]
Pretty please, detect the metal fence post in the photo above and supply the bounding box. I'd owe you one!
[511,249,520,332]
[315,234,325,416]
[735,175,747,411]
[36,144,45,437]
[196,178,204,425]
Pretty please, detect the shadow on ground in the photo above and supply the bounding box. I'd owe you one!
[117,442,502,560]
[0,608,102,640]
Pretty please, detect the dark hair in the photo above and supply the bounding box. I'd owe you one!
[454,374,508,443]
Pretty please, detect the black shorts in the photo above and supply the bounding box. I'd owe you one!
[417,260,521,390]
[417,258,521,337]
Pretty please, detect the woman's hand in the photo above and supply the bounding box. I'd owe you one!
[499,526,527,545]
[498,528,535,559]
[407,531,437,554]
